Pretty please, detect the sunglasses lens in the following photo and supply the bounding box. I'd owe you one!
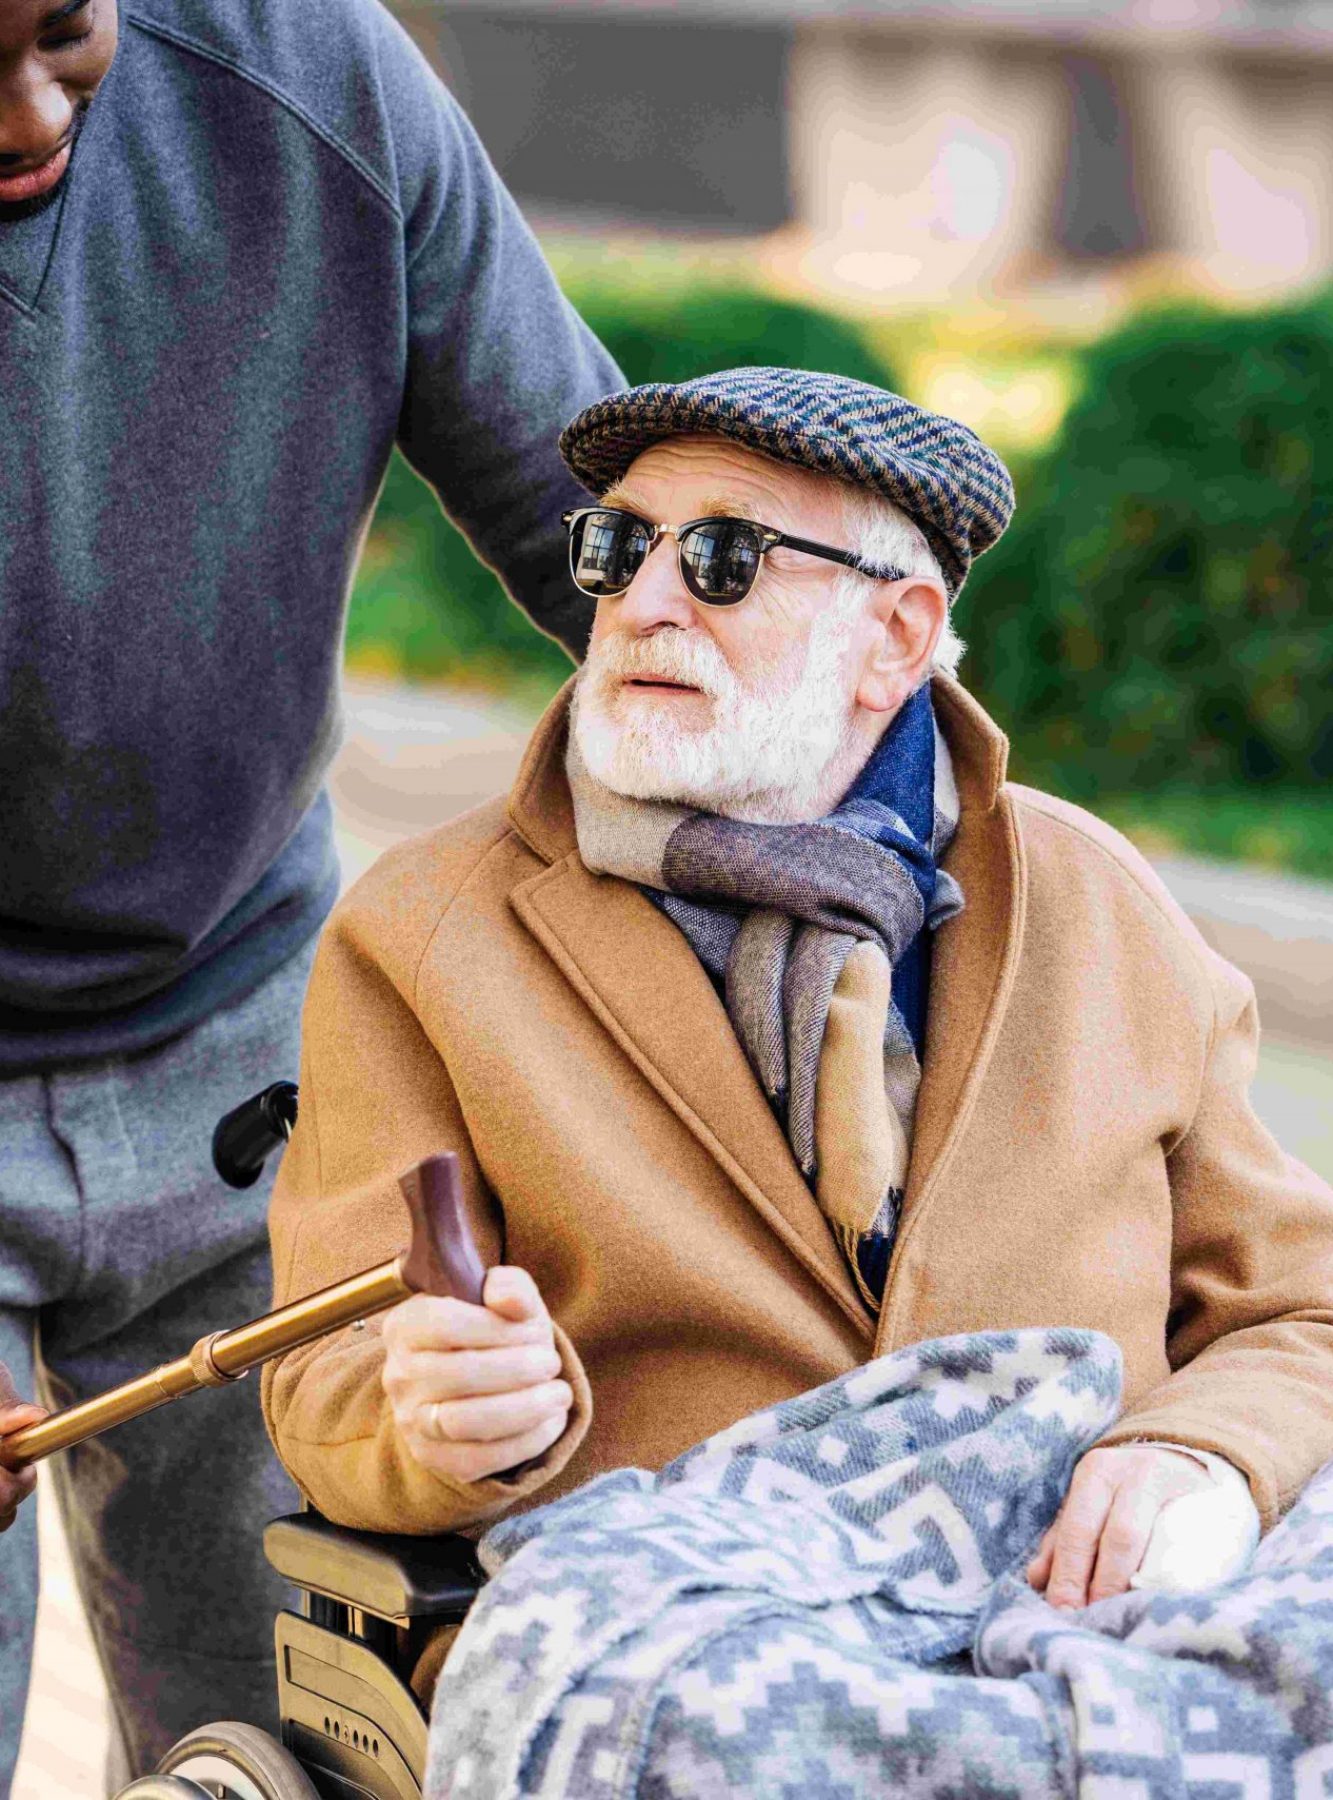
[679,518,763,604]
[569,510,651,596]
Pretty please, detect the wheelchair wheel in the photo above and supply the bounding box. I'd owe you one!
[132,1720,320,1799]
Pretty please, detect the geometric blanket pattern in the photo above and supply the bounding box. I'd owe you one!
[426,1327,1333,1797]
[426,1329,1121,1796]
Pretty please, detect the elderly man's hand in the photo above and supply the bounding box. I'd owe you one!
[0,1364,47,1533]
[381,1268,573,1485]
[1026,1444,1214,1607]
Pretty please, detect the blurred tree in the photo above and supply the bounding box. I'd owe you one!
[961,298,1333,799]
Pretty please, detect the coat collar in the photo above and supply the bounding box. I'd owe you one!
[506,676,1023,1345]
[507,679,581,865]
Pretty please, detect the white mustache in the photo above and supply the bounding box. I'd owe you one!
[587,631,737,700]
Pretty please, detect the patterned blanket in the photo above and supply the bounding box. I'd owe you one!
[425,1331,1333,1798]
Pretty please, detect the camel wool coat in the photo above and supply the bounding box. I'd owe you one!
[263,676,1333,1541]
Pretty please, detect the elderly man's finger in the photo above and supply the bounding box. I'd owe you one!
[385,1292,551,1356]
[1088,1483,1161,1603]
[1045,1462,1117,1610]
[382,1342,562,1407]
[406,1406,570,1485]
[424,1380,572,1446]
[1026,1523,1057,1591]
[483,1266,549,1325]
[389,1343,563,1399]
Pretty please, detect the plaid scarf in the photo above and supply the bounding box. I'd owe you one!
[567,683,963,1310]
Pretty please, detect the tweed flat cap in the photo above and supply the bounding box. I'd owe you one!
[559,366,1015,598]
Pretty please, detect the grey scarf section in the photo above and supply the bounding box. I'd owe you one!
[566,718,963,1251]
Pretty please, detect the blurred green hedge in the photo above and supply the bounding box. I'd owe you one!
[347,279,1333,857]
[568,276,895,391]
[960,299,1333,801]
[346,280,894,695]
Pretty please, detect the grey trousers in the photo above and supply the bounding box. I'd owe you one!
[0,941,315,1793]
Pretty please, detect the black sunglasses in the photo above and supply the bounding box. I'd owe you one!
[562,506,907,608]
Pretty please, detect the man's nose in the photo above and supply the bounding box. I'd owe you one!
[0,76,74,167]
[617,535,696,633]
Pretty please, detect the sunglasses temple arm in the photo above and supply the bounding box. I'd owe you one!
[788,534,913,583]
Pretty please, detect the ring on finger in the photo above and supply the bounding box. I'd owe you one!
[423,1400,450,1442]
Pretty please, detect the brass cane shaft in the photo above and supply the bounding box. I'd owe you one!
[1,1255,410,1470]
[209,1258,409,1377]
[4,1356,207,1464]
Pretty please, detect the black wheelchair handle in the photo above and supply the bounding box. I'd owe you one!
[212,1081,300,1189]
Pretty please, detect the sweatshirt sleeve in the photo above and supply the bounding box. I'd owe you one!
[388,51,624,660]
[1096,949,1333,1530]
[261,848,592,1536]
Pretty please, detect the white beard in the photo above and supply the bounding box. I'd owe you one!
[571,592,868,823]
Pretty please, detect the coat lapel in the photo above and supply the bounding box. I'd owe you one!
[507,690,871,1337]
[875,678,1027,1354]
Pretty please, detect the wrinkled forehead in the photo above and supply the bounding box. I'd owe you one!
[612,435,855,537]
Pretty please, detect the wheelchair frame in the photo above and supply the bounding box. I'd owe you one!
[119,1512,484,1800]
[264,1511,482,1798]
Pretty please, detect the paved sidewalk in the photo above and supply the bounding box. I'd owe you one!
[1154,854,1333,1051]
[1152,855,1333,1181]
[327,678,542,888]
[12,1483,107,1796]
[14,677,1333,1795]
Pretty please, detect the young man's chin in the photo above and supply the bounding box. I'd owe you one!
[0,177,69,226]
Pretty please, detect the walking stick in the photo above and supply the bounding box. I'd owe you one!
[0,1154,485,1472]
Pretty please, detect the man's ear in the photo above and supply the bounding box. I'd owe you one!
[854,578,949,715]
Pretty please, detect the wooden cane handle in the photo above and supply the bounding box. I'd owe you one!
[398,1153,487,1306]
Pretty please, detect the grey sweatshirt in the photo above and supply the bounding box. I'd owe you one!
[0,0,620,1070]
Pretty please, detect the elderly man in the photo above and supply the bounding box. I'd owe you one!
[265,370,1333,1655]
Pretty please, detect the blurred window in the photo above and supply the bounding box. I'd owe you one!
[1056,55,1147,260]
[400,5,791,233]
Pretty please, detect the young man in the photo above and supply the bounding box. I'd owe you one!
[0,0,618,1778]
[264,371,1333,1698]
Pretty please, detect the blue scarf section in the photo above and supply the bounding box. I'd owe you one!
[838,682,941,1063]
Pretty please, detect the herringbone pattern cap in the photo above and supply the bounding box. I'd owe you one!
[560,367,1015,597]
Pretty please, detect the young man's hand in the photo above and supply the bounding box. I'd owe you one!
[381,1268,573,1484]
[1026,1443,1214,1606]
[0,1364,47,1532]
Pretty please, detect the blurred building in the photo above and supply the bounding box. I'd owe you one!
[394,0,1333,300]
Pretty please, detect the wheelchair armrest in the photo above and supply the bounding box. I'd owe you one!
[264,1511,483,1626]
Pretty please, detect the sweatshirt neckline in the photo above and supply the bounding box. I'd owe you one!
[0,185,67,317]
